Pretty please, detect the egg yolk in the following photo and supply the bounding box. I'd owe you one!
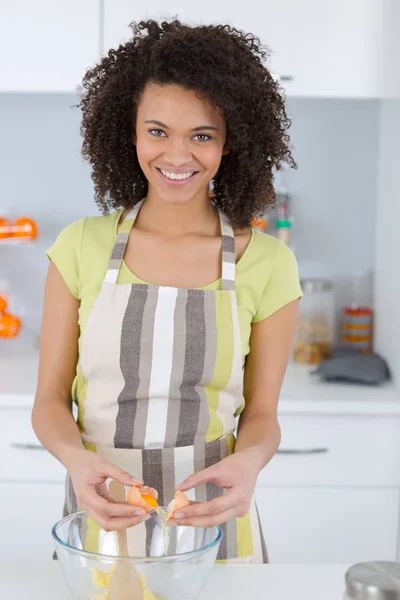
[141,494,158,508]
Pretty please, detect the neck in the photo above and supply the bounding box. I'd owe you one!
[135,187,218,236]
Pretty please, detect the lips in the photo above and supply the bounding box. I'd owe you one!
[155,167,199,187]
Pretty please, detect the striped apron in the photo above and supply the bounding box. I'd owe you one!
[64,199,267,563]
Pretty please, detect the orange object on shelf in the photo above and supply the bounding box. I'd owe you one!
[251,217,268,232]
[0,292,8,313]
[0,217,11,239]
[0,313,22,338]
[11,217,38,240]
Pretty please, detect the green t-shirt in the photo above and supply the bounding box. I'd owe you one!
[47,209,302,364]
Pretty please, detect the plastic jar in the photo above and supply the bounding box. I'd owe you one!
[276,219,292,246]
[294,279,335,365]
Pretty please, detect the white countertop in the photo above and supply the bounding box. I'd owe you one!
[3,563,349,600]
[1,338,399,415]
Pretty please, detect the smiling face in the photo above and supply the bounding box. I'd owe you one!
[134,83,228,206]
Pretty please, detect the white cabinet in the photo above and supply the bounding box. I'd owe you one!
[256,487,399,564]
[103,0,382,98]
[255,413,400,563]
[0,482,65,566]
[0,408,66,482]
[0,406,66,566]
[258,414,400,487]
[259,0,382,98]
[0,0,100,92]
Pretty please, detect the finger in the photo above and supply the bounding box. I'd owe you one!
[82,488,145,517]
[175,466,218,492]
[169,506,239,528]
[89,511,151,532]
[106,502,147,518]
[98,463,143,487]
[97,482,115,503]
[171,494,236,520]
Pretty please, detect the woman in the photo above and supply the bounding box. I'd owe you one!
[32,19,302,563]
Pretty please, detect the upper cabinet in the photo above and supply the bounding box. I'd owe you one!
[0,0,389,97]
[103,0,383,98]
[0,0,100,92]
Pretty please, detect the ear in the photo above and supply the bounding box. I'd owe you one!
[132,132,137,145]
[222,143,230,156]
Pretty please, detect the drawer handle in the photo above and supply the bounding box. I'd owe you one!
[11,442,46,451]
[277,447,329,455]
[273,74,294,83]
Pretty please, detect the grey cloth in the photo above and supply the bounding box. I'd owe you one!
[312,349,390,385]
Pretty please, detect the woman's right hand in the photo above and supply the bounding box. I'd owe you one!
[68,449,150,531]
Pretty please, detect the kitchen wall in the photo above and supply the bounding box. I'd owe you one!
[375,99,400,384]
[0,93,380,343]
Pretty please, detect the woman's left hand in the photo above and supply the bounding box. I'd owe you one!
[168,450,260,527]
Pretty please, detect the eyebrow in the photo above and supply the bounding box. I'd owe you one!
[144,119,218,132]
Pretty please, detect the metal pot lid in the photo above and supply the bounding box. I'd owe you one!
[345,562,400,600]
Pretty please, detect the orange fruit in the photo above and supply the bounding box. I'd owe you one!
[12,217,38,240]
[0,313,22,338]
[0,293,8,313]
[0,218,11,239]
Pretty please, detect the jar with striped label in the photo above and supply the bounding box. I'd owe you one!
[341,306,373,353]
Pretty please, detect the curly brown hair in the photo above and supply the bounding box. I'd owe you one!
[78,19,296,229]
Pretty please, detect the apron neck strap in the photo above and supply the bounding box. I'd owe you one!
[218,208,236,290]
[104,200,236,289]
[104,200,144,283]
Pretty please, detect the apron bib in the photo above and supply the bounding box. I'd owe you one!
[64,199,267,563]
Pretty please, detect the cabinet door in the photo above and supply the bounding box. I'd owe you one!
[257,414,400,487]
[0,1,100,92]
[0,408,66,482]
[255,487,399,564]
[104,0,382,98]
[0,482,65,566]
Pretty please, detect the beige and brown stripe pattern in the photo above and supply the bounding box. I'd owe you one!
[71,198,266,562]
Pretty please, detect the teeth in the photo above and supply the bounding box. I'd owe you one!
[160,169,194,180]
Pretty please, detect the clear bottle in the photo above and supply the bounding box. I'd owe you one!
[341,270,373,353]
[275,219,292,245]
[294,279,335,365]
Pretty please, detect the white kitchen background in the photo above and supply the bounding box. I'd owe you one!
[0,95,379,341]
[1,0,400,571]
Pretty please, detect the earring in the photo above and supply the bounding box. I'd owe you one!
[208,179,216,199]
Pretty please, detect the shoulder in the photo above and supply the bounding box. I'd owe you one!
[81,210,123,245]
[64,210,123,259]
[46,211,123,298]
[239,230,297,277]
[237,230,302,322]
[49,210,122,250]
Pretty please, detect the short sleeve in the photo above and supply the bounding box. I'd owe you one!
[253,240,303,322]
[46,218,86,299]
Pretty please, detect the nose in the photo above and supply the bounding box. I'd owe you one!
[163,137,192,167]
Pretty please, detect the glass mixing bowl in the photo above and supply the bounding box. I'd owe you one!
[52,509,222,600]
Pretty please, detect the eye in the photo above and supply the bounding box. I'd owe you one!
[193,134,213,142]
[148,128,167,137]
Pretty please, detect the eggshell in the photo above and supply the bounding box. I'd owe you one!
[166,490,190,521]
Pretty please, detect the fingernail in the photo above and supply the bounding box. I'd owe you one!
[173,512,185,519]
[133,510,145,516]
[175,481,184,487]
